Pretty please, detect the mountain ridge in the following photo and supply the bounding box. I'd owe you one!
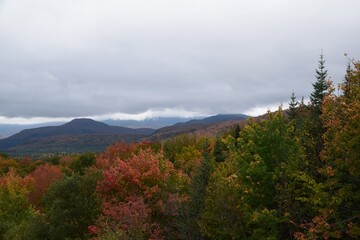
[0,118,155,152]
[0,117,205,138]
[0,114,250,155]
[150,114,249,140]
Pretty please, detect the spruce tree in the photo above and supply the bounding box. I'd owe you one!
[288,90,298,120]
[310,52,329,110]
[305,53,330,181]
[213,137,227,162]
[343,62,352,97]
[233,124,240,140]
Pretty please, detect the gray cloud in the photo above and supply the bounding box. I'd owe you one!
[0,0,360,121]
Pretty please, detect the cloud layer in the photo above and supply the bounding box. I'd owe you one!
[1,0,359,122]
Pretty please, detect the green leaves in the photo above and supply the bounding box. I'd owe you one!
[0,170,35,239]
[201,109,304,239]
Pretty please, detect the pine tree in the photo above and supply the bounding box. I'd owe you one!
[233,124,240,140]
[307,52,330,166]
[310,52,329,110]
[343,62,352,97]
[213,137,227,163]
[288,90,298,120]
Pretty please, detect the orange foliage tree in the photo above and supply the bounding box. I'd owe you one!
[91,145,187,240]
[26,163,63,207]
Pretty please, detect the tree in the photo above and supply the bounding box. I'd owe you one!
[342,61,352,97]
[92,148,186,240]
[310,52,329,110]
[0,170,35,239]
[201,109,305,239]
[0,158,18,176]
[200,160,248,240]
[163,134,199,163]
[39,171,102,240]
[213,137,227,163]
[288,90,298,120]
[302,53,330,177]
[70,152,96,175]
[26,163,63,207]
[317,60,360,239]
[173,145,202,178]
[178,139,215,240]
[291,59,360,240]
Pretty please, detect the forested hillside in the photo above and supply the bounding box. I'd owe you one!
[0,58,359,239]
[0,115,249,156]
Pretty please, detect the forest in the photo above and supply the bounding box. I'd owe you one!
[0,57,359,240]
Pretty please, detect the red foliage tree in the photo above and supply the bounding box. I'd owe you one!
[92,147,186,239]
[26,163,63,207]
[95,142,137,170]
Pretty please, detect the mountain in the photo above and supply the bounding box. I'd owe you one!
[0,117,202,138]
[0,114,250,156]
[103,117,203,129]
[150,114,249,140]
[0,122,65,139]
[0,118,155,155]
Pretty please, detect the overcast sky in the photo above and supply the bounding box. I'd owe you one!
[1,0,359,124]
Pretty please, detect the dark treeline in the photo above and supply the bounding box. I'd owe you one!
[0,57,359,239]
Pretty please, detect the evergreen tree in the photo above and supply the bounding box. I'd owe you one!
[343,61,352,97]
[185,139,215,240]
[305,53,330,171]
[288,90,298,120]
[310,52,329,110]
[213,137,227,163]
[327,61,360,237]
[201,109,305,239]
[233,124,240,140]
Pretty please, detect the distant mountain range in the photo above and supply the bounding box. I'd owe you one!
[0,122,64,139]
[103,117,201,130]
[150,114,249,140]
[0,114,249,156]
[0,117,200,139]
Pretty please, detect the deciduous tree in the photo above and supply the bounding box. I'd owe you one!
[0,169,35,239]
[93,148,186,240]
[26,163,63,207]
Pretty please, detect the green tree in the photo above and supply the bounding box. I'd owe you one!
[298,53,330,180]
[310,52,329,110]
[163,134,198,163]
[292,59,360,240]
[288,90,298,120]
[70,152,96,175]
[213,137,227,163]
[232,124,241,142]
[200,160,247,240]
[39,171,101,240]
[0,170,36,239]
[342,61,352,97]
[201,109,305,239]
[179,139,215,240]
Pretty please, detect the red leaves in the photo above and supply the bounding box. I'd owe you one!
[95,142,137,169]
[97,149,172,201]
[26,163,63,207]
[88,225,100,236]
[102,196,149,232]
[294,211,342,240]
[93,147,183,239]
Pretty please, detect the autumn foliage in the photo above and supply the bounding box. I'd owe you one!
[26,163,63,206]
[91,148,186,239]
[0,58,359,240]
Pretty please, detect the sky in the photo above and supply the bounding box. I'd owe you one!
[1,0,360,124]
